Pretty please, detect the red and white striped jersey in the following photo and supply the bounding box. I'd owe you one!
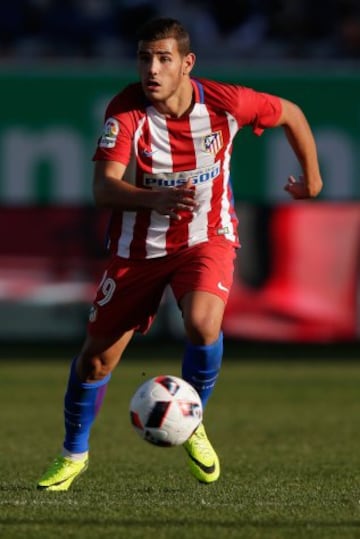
[93,77,282,259]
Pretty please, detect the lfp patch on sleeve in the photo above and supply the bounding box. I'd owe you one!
[98,117,120,148]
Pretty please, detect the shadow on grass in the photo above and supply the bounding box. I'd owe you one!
[1,517,360,529]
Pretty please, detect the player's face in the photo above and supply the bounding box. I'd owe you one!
[137,38,194,107]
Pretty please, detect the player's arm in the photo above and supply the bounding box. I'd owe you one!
[93,160,196,220]
[275,98,323,199]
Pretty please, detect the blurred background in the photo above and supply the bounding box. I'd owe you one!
[0,0,359,351]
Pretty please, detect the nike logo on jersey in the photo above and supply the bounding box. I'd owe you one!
[217,282,229,292]
[142,149,157,157]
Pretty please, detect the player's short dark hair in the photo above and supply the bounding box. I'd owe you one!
[137,17,191,56]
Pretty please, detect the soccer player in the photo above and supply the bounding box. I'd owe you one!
[37,17,323,491]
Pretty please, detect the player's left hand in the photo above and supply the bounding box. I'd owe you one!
[284,175,313,199]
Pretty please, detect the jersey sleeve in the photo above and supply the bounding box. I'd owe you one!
[200,79,282,136]
[92,94,133,165]
[234,86,282,135]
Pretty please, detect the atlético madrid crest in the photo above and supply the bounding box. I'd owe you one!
[202,131,223,154]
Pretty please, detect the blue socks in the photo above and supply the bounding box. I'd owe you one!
[62,333,223,453]
[182,332,223,408]
[63,358,111,453]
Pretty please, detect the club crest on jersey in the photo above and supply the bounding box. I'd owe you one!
[202,131,223,154]
[99,117,119,148]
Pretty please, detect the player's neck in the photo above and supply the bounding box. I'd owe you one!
[154,80,194,119]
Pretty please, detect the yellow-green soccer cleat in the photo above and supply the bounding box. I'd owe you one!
[37,455,88,492]
[183,423,220,484]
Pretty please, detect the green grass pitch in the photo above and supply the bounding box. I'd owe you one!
[1,349,360,539]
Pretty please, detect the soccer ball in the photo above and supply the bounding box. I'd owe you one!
[129,375,203,447]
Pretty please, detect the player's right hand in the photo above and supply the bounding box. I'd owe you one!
[152,179,198,220]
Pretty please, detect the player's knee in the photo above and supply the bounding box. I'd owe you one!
[184,315,221,345]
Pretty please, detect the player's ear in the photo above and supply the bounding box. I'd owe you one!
[183,52,196,75]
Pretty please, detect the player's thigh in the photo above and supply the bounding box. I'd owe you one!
[180,290,225,344]
[171,239,236,343]
[171,239,236,304]
[87,256,167,338]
